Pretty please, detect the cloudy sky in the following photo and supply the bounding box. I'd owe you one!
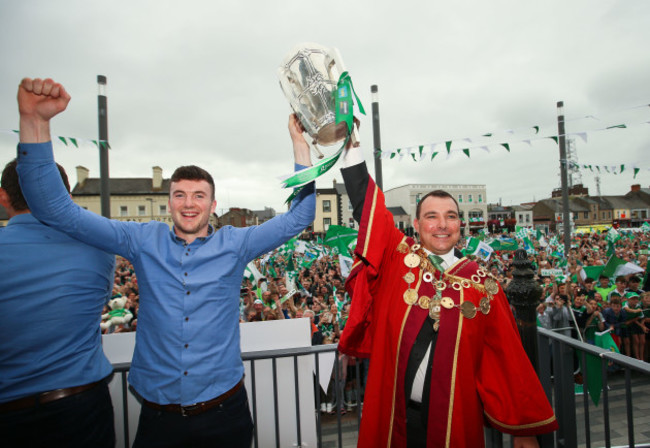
[1,0,648,214]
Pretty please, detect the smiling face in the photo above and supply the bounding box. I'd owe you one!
[169,179,216,243]
[413,195,461,255]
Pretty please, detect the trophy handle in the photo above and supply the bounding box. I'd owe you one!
[310,139,325,159]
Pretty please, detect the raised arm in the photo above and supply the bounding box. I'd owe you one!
[239,115,316,261]
[18,77,71,143]
[16,77,143,259]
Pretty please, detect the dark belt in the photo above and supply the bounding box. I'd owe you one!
[0,380,103,413]
[143,377,244,417]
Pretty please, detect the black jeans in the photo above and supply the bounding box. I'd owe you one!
[133,385,254,448]
[0,379,115,448]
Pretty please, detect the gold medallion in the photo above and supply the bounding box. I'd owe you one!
[396,242,409,254]
[418,295,431,309]
[403,289,418,305]
[433,321,440,331]
[429,307,440,320]
[441,297,455,309]
[484,278,499,295]
[404,253,421,269]
[403,272,415,284]
[460,301,477,319]
[479,297,491,315]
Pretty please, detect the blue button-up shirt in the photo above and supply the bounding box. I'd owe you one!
[0,213,115,403]
[18,142,315,405]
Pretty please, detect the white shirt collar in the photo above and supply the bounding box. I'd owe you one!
[422,247,458,270]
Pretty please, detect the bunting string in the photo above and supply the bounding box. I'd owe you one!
[0,129,110,150]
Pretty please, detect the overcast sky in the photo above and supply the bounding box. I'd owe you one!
[1,1,648,214]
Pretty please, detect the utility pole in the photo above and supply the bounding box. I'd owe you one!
[371,85,383,191]
[557,101,571,254]
[97,75,110,218]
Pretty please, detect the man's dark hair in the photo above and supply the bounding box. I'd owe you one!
[416,190,460,219]
[1,159,70,211]
[629,276,640,284]
[170,165,215,199]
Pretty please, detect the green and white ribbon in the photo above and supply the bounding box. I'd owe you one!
[281,71,365,203]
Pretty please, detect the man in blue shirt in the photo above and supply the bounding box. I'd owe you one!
[16,77,316,447]
[0,159,116,447]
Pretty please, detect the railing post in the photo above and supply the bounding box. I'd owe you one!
[506,249,556,447]
[506,249,542,370]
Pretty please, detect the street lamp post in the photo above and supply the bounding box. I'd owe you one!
[97,75,110,218]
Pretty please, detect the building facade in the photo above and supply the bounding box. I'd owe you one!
[70,166,218,228]
[384,183,488,235]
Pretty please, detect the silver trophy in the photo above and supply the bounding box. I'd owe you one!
[278,43,358,153]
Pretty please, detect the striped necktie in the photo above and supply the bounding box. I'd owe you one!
[428,254,445,273]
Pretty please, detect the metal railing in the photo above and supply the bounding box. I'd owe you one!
[537,327,650,448]
[112,332,650,448]
[111,345,362,448]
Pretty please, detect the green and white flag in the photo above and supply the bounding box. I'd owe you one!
[515,226,529,239]
[339,254,354,279]
[602,255,644,279]
[324,225,358,256]
[605,227,620,256]
[581,329,621,406]
[243,261,264,283]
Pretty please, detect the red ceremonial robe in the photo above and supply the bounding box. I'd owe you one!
[338,176,558,448]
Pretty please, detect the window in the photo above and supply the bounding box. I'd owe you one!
[526,215,530,223]
[519,214,524,222]
[468,194,473,203]
[348,217,355,228]
[415,193,422,204]
[323,217,331,230]
[458,194,463,203]
[120,206,128,217]
[348,199,353,211]
[584,212,589,219]
[159,205,167,215]
[323,200,331,213]
[138,205,146,216]
[478,194,483,203]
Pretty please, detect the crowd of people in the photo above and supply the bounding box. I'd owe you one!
[107,226,650,401]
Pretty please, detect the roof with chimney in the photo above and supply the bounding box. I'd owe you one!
[72,178,171,196]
